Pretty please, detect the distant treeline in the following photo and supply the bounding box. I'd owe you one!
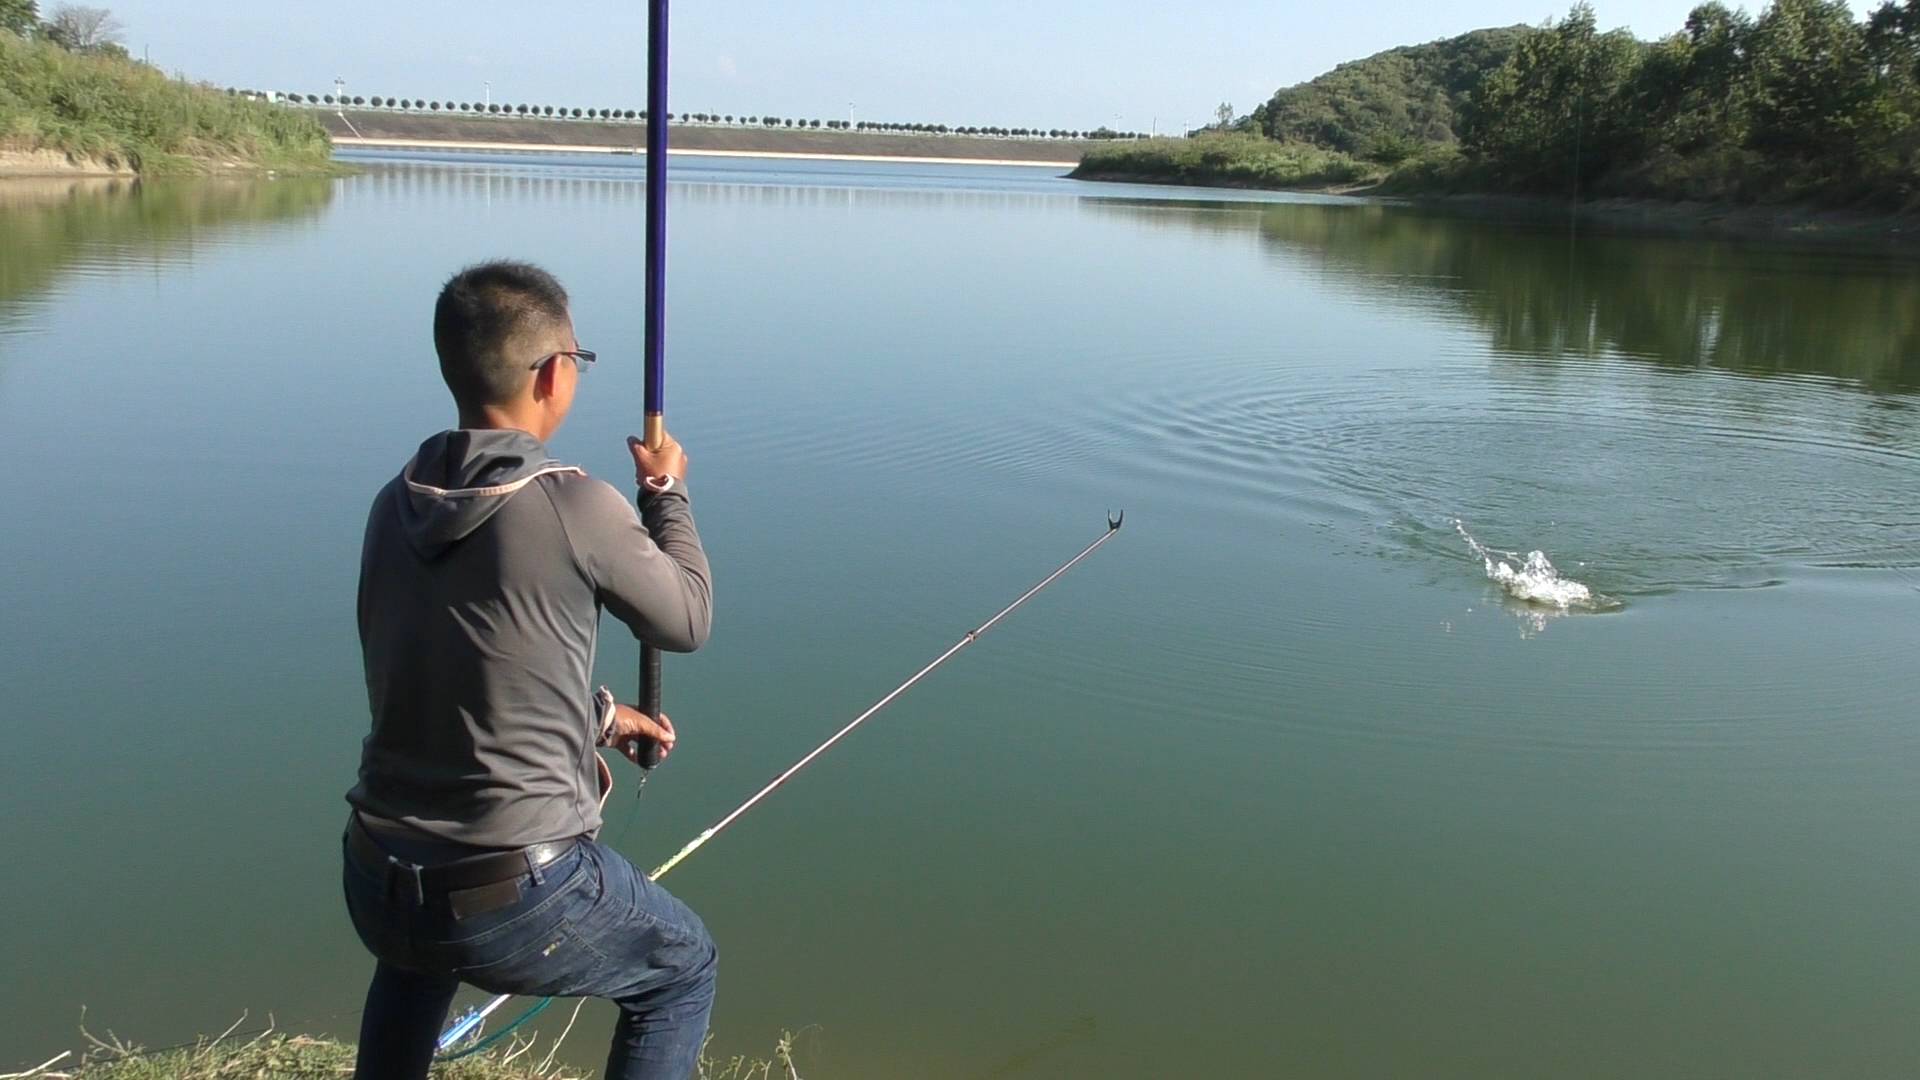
[238,89,1150,143]
[1105,1,1920,211]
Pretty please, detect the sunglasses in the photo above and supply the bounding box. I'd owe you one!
[529,348,597,373]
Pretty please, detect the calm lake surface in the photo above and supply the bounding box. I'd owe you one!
[2,153,1917,1077]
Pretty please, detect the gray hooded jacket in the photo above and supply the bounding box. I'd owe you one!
[346,428,711,848]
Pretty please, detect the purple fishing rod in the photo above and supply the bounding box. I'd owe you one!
[637,0,669,769]
[440,2,662,1057]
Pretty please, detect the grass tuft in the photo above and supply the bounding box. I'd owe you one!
[11,1013,800,1080]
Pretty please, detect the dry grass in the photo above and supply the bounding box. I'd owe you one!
[8,1010,801,1080]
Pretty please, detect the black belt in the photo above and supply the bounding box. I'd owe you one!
[346,814,578,895]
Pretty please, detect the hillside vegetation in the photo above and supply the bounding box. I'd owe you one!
[1446,0,1920,207]
[1251,27,1526,161]
[0,31,331,173]
[1089,1,1920,213]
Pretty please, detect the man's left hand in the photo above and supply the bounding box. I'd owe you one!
[609,704,677,766]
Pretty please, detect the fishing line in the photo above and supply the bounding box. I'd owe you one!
[438,514,1126,1057]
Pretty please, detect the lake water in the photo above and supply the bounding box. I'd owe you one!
[2,153,1917,1077]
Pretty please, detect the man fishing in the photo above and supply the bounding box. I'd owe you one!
[341,260,716,1079]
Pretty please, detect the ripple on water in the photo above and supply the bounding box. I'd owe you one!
[1026,345,1920,599]
[711,331,1919,757]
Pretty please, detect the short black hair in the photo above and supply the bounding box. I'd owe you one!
[432,261,571,410]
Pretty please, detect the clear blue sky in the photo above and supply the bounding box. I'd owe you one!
[117,0,1874,133]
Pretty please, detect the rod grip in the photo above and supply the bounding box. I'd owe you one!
[638,416,666,771]
[638,644,665,769]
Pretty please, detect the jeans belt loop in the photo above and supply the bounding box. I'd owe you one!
[526,849,546,887]
[387,854,425,906]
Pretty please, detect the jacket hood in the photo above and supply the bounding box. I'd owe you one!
[397,429,582,559]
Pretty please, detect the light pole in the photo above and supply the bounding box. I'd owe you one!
[484,81,491,108]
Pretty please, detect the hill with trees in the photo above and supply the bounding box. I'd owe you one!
[1250,27,1527,163]
[1438,0,1920,207]
[1081,1,1920,215]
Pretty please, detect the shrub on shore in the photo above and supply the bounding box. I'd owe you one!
[0,32,332,173]
[1369,146,1482,195]
[1071,133,1378,190]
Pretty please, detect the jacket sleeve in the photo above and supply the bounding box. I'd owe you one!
[552,476,713,652]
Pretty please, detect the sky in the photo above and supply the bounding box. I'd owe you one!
[114,0,1876,134]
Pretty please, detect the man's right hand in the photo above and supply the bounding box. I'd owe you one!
[627,433,688,489]
[609,703,676,766]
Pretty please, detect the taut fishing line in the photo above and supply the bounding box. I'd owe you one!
[439,515,1126,1056]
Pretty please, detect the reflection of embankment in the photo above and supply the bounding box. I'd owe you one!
[1089,198,1920,392]
[340,157,1071,217]
[318,109,1090,164]
[0,176,334,324]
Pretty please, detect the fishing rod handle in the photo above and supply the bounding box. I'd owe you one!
[638,644,664,769]
[636,416,667,770]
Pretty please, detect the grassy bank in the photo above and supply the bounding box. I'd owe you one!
[1069,134,1379,190]
[27,1016,797,1080]
[0,33,332,175]
[50,1033,567,1079]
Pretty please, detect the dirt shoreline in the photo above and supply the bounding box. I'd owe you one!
[0,148,135,178]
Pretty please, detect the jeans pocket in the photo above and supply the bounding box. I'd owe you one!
[454,917,607,998]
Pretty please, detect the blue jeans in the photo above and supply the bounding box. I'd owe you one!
[342,827,717,1080]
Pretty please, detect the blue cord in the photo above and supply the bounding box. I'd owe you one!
[437,997,553,1061]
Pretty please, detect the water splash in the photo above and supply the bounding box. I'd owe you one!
[1455,521,1610,611]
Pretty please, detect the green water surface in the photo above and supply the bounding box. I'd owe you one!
[1,156,1916,1078]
